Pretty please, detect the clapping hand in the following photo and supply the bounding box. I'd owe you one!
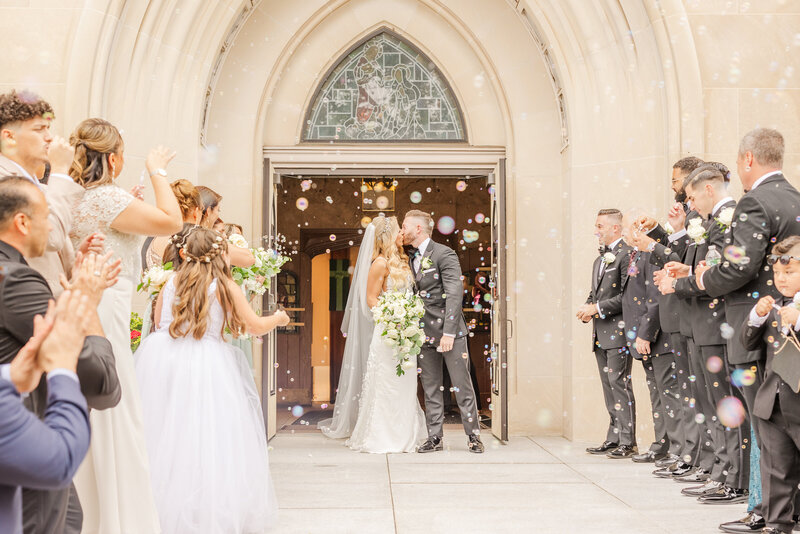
[61,252,122,306]
[755,296,775,318]
[38,290,92,373]
[77,232,105,256]
[654,270,675,295]
[9,301,56,393]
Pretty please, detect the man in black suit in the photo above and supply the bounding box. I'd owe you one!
[613,211,679,460]
[576,209,635,456]
[0,176,121,534]
[659,168,749,504]
[740,236,800,534]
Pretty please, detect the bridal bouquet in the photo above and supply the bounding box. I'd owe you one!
[137,262,173,297]
[231,242,290,296]
[372,292,426,376]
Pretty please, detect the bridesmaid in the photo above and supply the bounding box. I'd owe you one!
[197,185,256,268]
[68,117,182,534]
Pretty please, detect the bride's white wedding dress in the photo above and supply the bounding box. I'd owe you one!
[346,274,427,453]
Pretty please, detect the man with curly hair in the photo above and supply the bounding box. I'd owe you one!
[0,90,102,295]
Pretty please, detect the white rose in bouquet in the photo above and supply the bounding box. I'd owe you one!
[686,218,707,244]
[228,233,249,249]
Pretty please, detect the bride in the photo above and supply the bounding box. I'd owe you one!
[322,215,426,453]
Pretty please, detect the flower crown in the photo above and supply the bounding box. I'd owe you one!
[170,225,225,263]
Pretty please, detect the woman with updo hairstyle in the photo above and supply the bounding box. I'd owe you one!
[135,226,288,531]
[196,184,255,267]
[143,178,203,269]
[68,117,182,534]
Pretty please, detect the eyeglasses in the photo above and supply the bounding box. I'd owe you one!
[767,254,800,266]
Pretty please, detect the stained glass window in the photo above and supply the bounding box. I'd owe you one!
[304,31,465,142]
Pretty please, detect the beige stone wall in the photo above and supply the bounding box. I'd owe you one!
[1,0,798,446]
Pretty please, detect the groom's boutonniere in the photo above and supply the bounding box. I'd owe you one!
[715,207,734,232]
[602,252,616,265]
[687,217,707,244]
[421,257,433,270]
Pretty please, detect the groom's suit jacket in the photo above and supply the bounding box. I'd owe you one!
[0,239,120,534]
[411,240,469,347]
[585,239,631,351]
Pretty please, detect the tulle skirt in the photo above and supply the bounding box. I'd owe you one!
[136,328,277,534]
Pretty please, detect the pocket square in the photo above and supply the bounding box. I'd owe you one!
[422,268,436,274]
[604,268,617,272]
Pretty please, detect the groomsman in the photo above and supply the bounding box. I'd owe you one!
[616,211,680,459]
[659,167,749,504]
[576,209,635,456]
[742,236,800,534]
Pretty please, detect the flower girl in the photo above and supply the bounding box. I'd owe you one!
[135,226,289,533]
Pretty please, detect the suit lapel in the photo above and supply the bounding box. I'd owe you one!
[416,243,435,283]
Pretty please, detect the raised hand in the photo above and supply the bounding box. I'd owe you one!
[38,290,91,373]
[755,296,775,318]
[145,145,176,176]
[9,301,56,393]
[48,135,76,175]
[667,203,686,231]
[61,251,122,306]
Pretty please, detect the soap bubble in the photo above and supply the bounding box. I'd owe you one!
[296,197,308,211]
[731,368,757,387]
[463,230,479,243]
[329,234,336,241]
[437,216,456,235]
[475,213,486,224]
[291,405,304,417]
[326,196,333,204]
[410,191,422,203]
[706,356,723,373]
[456,180,468,192]
[717,396,746,428]
[300,180,312,192]
[360,216,372,228]
[694,413,706,424]
[724,245,747,264]
[720,323,735,339]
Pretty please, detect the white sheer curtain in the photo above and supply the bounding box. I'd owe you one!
[318,224,376,438]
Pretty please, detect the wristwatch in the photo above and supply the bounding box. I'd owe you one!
[671,278,678,290]
[151,168,167,177]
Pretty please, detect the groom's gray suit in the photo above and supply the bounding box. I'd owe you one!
[411,238,480,438]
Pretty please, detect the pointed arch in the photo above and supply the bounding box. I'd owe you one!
[302,29,466,143]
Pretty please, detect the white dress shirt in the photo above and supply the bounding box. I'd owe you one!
[749,170,782,192]
[711,196,734,217]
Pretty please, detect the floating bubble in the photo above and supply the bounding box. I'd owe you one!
[360,216,372,228]
[291,405,304,417]
[326,196,333,204]
[329,234,336,241]
[404,167,410,174]
[720,323,735,340]
[426,187,432,193]
[296,197,309,211]
[463,230,479,243]
[410,191,422,203]
[739,213,748,222]
[694,413,706,424]
[717,396,746,428]
[724,245,747,264]
[706,356,723,373]
[437,216,456,235]
[473,303,483,312]
[483,293,492,303]
[360,185,368,193]
[456,180,468,192]
[376,196,389,209]
[300,180,312,192]
[475,213,486,224]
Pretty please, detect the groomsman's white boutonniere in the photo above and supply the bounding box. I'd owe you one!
[421,257,433,270]
[663,222,675,235]
[687,218,707,244]
[715,207,735,232]
[602,252,616,265]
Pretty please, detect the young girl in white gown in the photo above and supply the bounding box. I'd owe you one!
[135,226,289,533]
[346,216,427,453]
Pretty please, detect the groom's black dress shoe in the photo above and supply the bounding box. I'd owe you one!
[468,435,484,454]
[718,512,765,533]
[632,450,666,463]
[654,454,679,468]
[585,441,617,455]
[606,444,637,459]
[417,436,443,453]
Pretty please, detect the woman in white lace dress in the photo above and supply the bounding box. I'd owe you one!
[68,118,183,534]
[346,215,427,453]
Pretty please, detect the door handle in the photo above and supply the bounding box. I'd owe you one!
[507,319,513,339]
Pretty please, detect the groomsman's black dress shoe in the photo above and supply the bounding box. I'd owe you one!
[606,444,637,459]
[681,480,722,497]
[698,486,748,505]
[652,461,691,478]
[467,435,484,454]
[586,441,617,455]
[654,454,679,468]
[673,467,710,483]
[417,436,443,453]
[718,512,765,533]
[632,450,667,463]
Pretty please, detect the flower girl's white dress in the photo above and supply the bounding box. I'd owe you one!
[135,277,277,533]
[346,274,427,453]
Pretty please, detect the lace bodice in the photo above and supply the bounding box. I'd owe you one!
[145,239,163,269]
[385,272,414,294]
[71,184,142,279]
[158,277,225,340]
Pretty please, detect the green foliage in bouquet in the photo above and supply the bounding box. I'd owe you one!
[130,312,143,353]
[372,292,426,376]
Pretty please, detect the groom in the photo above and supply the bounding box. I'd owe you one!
[402,210,484,453]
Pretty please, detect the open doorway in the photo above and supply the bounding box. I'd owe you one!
[271,174,495,435]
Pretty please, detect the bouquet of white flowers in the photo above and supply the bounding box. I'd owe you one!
[372,291,426,376]
[230,236,290,296]
[137,262,173,297]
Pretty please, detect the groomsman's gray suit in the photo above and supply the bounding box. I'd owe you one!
[411,239,480,438]
[585,239,637,446]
